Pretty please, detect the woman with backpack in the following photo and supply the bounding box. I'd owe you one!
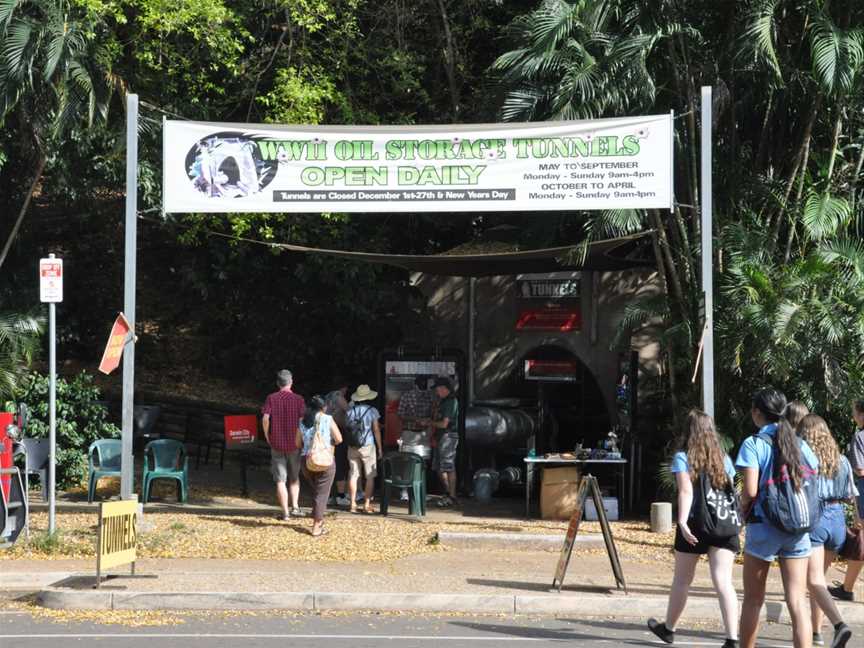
[736,388,820,648]
[798,414,854,648]
[296,395,343,537]
[647,410,740,648]
[346,384,382,514]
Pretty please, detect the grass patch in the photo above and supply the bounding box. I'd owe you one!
[170,522,187,532]
[28,531,63,554]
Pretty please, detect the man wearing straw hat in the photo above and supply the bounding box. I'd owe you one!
[346,384,382,514]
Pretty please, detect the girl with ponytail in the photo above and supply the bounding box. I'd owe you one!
[736,388,820,648]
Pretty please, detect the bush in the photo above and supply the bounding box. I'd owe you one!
[9,371,119,489]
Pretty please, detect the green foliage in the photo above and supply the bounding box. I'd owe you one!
[0,311,42,401]
[13,372,119,490]
[257,66,340,125]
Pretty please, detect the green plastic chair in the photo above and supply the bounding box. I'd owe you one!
[380,452,426,517]
[142,439,188,503]
[87,439,122,503]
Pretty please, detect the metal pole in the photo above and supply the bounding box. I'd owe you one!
[121,94,138,500]
[467,277,476,405]
[48,254,57,534]
[700,86,715,418]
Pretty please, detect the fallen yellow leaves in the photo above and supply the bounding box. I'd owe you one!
[2,512,442,562]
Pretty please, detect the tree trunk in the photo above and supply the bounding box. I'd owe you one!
[770,98,819,252]
[649,209,686,315]
[0,153,47,273]
[824,111,843,188]
[434,0,460,121]
[650,233,679,428]
[784,102,819,262]
[851,136,864,214]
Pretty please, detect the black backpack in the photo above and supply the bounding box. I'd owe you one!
[692,470,742,542]
[345,405,371,448]
[756,432,821,534]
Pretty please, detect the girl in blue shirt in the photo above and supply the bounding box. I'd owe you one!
[648,410,739,648]
[798,414,854,648]
[736,389,819,648]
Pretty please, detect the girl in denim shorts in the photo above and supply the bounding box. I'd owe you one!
[736,389,819,648]
[797,414,854,648]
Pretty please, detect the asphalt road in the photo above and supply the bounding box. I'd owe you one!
[0,609,837,648]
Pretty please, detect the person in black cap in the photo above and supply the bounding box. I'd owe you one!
[424,376,459,508]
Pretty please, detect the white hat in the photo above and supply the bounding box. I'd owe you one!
[351,384,378,402]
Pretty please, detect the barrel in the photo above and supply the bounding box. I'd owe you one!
[465,406,536,449]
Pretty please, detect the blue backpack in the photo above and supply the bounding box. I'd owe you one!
[756,432,821,534]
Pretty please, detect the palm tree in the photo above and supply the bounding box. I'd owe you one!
[0,0,120,271]
[0,311,42,401]
[491,0,666,121]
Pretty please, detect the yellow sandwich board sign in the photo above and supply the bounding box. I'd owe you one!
[96,499,137,587]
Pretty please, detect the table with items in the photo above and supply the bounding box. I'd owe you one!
[523,451,627,519]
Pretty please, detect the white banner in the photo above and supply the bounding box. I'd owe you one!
[163,115,673,213]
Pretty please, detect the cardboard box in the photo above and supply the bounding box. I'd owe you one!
[540,466,581,520]
[585,496,619,521]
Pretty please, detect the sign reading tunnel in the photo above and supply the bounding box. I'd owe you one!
[163,115,673,213]
[96,499,137,586]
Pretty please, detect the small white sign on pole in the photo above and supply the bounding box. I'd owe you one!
[39,257,63,303]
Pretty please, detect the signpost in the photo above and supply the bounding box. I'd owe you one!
[552,474,627,594]
[225,415,259,497]
[39,255,62,534]
[95,499,137,587]
[98,313,132,375]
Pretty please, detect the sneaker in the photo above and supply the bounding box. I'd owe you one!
[400,490,409,502]
[813,632,825,646]
[832,623,852,648]
[828,583,854,602]
[356,492,365,502]
[647,619,675,645]
[721,640,738,648]
[290,507,303,517]
[336,496,351,507]
[327,496,337,506]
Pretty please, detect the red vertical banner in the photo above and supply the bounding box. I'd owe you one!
[98,314,132,375]
[224,415,258,449]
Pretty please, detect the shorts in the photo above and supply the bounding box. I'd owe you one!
[809,503,847,553]
[744,522,811,562]
[271,449,301,483]
[433,433,459,473]
[674,525,740,555]
[335,441,349,482]
[348,444,378,480]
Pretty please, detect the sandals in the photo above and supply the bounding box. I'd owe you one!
[311,527,329,537]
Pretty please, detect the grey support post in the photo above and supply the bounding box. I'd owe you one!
[121,93,139,500]
[700,86,715,418]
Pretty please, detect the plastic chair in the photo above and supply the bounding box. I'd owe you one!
[142,439,188,503]
[380,452,426,517]
[87,439,122,503]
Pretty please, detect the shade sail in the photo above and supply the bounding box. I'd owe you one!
[273,231,654,277]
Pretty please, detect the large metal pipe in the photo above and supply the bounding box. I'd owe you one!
[465,406,536,449]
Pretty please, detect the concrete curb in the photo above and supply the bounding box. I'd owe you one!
[436,532,603,551]
[32,588,864,624]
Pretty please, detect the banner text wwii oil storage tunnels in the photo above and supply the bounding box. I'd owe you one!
[163,115,673,213]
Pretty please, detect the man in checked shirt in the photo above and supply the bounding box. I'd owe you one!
[262,370,306,520]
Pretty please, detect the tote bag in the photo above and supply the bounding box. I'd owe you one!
[306,416,334,472]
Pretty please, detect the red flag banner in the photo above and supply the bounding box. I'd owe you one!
[98,313,132,375]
